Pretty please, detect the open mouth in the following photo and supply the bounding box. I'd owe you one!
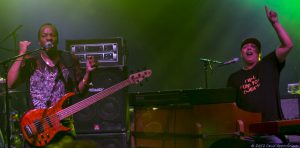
[246,50,253,56]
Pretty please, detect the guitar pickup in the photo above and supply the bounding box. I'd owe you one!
[34,120,44,133]
[46,116,53,127]
[24,125,33,137]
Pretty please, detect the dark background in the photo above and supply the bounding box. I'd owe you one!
[0,0,300,97]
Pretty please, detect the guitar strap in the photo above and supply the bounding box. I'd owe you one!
[58,51,80,95]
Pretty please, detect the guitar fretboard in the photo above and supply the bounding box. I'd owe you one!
[56,79,130,119]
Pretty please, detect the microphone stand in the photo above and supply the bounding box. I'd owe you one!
[0,25,23,50]
[200,58,221,88]
[200,58,239,88]
[202,61,211,88]
[0,48,42,148]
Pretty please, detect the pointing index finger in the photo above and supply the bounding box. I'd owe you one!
[265,5,269,15]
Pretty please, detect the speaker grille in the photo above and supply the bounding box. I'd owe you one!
[73,68,128,133]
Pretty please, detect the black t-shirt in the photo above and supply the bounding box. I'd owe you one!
[227,51,284,121]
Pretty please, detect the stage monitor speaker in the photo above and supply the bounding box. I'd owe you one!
[73,67,129,134]
[76,132,129,148]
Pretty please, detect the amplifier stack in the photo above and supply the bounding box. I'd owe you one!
[66,38,129,148]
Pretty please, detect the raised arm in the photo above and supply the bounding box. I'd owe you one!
[265,6,293,63]
[7,41,31,88]
[78,56,98,93]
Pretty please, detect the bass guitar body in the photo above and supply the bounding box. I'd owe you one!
[20,93,75,147]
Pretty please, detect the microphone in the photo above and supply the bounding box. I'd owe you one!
[223,57,239,65]
[44,41,53,49]
[200,58,222,64]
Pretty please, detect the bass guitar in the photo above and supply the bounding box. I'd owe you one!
[20,69,152,147]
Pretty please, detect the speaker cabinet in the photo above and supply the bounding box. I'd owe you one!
[76,132,129,148]
[73,68,129,133]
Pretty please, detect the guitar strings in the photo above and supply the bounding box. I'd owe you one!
[24,79,130,137]
[59,79,129,118]
[23,72,148,145]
